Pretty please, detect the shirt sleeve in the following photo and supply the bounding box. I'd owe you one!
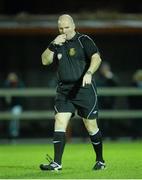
[80,35,99,59]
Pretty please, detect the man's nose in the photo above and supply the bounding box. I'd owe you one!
[62,29,66,34]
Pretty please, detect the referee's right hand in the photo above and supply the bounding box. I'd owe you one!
[53,34,66,45]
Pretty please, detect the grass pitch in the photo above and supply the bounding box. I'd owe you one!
[0,140,142,179]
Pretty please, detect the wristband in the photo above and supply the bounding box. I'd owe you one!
[48,42,56,51]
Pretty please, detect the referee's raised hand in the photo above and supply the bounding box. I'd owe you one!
[53,34,66,45]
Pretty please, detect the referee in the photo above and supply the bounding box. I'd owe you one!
[40,14,105,171]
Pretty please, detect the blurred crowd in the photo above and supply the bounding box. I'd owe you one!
[95,63,142,140]
[0,72,25,141]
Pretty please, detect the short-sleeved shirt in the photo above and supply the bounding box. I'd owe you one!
[51,32,99,84]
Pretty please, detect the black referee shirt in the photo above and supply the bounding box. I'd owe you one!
[51,32,99,84]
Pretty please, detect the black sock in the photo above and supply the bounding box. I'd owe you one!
[53,131,66,165]
[90,130,104,162]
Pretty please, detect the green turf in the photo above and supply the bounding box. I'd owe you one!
[0,140,142,179]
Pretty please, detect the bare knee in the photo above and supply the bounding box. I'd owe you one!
[83,118,99,135]
[55,118,66,130]
[54,113,71,131]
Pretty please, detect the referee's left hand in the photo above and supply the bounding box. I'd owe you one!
[82,73,92,87]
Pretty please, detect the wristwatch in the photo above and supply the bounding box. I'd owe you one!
[86,71,92,75]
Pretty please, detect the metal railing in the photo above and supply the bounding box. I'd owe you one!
[0,87,141,120]
[0,87,142,97]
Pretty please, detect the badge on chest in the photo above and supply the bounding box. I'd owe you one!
[69,48,76,56]
[57,53,62,60]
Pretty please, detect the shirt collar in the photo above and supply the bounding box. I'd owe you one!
[67,32,80,42]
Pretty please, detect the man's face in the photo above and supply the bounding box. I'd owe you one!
[58,18,75,40]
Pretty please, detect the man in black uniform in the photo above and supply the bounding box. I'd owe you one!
[40,14,105,171]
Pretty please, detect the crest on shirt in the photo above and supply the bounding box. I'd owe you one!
[57,53,62,60]
[69,48,76,56]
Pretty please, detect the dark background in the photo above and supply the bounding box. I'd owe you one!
[0,0,142,14]
[0,0,142,139]
[0,0,142,85]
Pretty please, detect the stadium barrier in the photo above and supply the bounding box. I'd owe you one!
[0,87,142,120]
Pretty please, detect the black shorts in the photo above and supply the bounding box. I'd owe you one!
[54,82,98,119]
